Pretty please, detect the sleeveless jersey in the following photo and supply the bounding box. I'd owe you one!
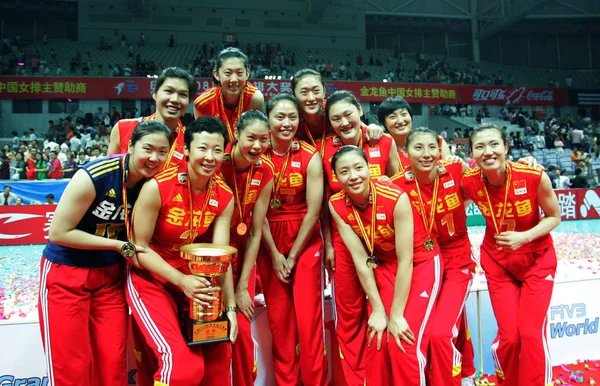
[150,163,234,269]
[330,180,409,264]
[193,83,259,142]
[264,139,318,221]
[297,114,329,153]
[462,162,552,253]
[391,159,471,258]
[43,156,138,267]
[219,143,274,239]
[319,125,394,196]
[115,114,186,169]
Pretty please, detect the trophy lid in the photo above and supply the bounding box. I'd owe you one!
[180,243,237,262]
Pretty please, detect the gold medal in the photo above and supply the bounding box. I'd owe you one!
[270,198,281,209]
[236,222,248,236]
[366,255,379,269]
[424,238,435,251]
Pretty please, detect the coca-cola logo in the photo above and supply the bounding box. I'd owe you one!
[472,87,554,104]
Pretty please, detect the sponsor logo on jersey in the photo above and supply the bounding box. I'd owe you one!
[106,188,116,198]
[172,193,183,203]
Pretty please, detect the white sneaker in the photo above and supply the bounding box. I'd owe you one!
[461,377,475,386]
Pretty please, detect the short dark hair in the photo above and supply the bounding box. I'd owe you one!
[405,127,440,148]
[185,116,229,149]
[236,110,269,135]
[377,96,412,126]
[325,90,361,119]
[291,69,325,95]
[214,47,248,72]
[154,67,198,97]
[46,193,54,199]
[331,145,368,176]
[469,124,508,151]
[266,94,301,117]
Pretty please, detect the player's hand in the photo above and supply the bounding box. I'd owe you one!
[517,156,544,170]
[177,275,217,306]
[494,231,530,251]
[387,314,415,353]
[443,154,463,164]
[367,309,389,351]
[273,253,290,283]
[325,245,336,276]
[286,255,297,275]
[365,124,384,147]
[227,310,239,343]
[235,288,255,322]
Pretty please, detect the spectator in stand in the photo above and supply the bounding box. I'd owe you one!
[70,134,82,153]
[111,107,121,126]
[546,166,558,189]
[11,153,26,180]
[63,153,76,178]
[1,186,17,206]
[48,151,63,179]
[36,154,48,180]
[28,128,38,141]
[555,169,570,189]
[26,148,37,180]
[571,126,584,148]
[533,131,546,151]
[441,127,448,140]
[0,156,10,180]
[45,194,56,205]
[12,131,20,151]
[14,197,23,206]
[572,168,589,188]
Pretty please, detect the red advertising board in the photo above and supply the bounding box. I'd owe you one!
[0,204,55,245]
[0,76,568,105]
[555,188,600,221]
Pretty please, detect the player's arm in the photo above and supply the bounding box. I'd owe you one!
[248,90,265,112]
[386,140,400,177]
[107,121,121,155]
[49,169,130,252]
[440,137,452,159]
[287,153,323,269]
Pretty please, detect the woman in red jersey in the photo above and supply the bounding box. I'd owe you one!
[218,110,274,386]
[258,94,328,385]
[329,146,441,386]
[391,128,475,386]
[126,116,237,386]
[108,67,196,170]
[377,96,451,172]
[194,47,264,142]
[317,90,399,385]
[292,68,383,149]
[462,125,560,386]
[39,121,172,386]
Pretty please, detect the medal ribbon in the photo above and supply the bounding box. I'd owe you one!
[121,155,132,240]
[350,182,377,257]
[482,163,512,237]
[269,144,293,204]
[218,87,246,142]
[231,145,254,224]
[187,176,214,242]
[414,173,439,239]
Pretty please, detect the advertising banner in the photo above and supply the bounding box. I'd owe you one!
[0,205,56,245]
[0,77,568,105]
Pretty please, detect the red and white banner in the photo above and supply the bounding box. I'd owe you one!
[0,76,568,105]
[0,205,55,246]
[556,188,600,221]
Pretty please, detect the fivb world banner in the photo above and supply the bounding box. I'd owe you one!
[0,76,568,105]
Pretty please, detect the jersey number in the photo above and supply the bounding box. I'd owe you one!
[500,219,516,232]
[95,223,124,240]
[440,213,455,236]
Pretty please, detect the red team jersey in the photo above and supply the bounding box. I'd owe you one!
[116,114,187,169]
[318,125,394,195]
[149,163,234,270]
[329,181,404,264]
[193,83,259,141]
[264,139,318,221]
[218,143,275,240]
[462,162,552,253]
[392,160,471,258]
[297,114,329,151]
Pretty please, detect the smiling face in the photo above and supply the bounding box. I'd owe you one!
[214,58,249,101]
[328,101,363,144]
[293,75,324,118]
[128,133,171,179]
[152,77,190,122]
[185,132,225,179]
[235,121,270,165]
[268,99,300,143]
[405,132,440,175]
[384,108,412,139]
[470,128,508,172]
[334,150,371,199]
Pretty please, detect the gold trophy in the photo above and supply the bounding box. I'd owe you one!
[180,243,237,346]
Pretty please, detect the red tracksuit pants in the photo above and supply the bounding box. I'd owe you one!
[427,251,476,385]
[257,219,327,386]
[38,256,128,386]
[366,254,442,386]
[481,245,556,386]
[331,229,368,386]
[456,310,476,377]
[126,267,231,386]
[231,247,258,386]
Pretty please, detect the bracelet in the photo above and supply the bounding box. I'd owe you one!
[224,306,238,314]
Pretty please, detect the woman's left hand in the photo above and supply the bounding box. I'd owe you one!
[235,288,255,322]
[227,310,239,343]
[517,156,544,170]
[494,231,530,250]
[387,314,415,353]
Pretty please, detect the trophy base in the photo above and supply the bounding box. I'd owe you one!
[184,313,230,347]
